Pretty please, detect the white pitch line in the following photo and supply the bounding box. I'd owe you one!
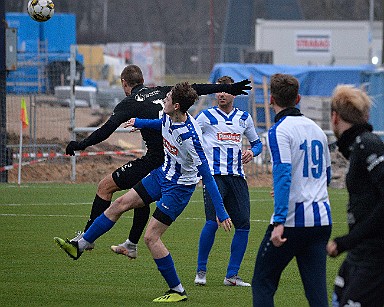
[0,202,92,206]
[0,213,88,218]
[0,198,272,207]
[0,212,271,223]
[0,213,345,224]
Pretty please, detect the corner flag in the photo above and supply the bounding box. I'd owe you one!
[21,98,29,129]
[18,98,29,185]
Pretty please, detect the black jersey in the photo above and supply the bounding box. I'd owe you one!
[335,123,384,266]
[110,85,171,161]
[77,82,243,162]
[78,84,171,163]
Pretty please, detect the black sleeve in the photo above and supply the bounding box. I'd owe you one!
[159,83,248,96]
[159,82,249,96]
[334,136,384,253]
[78,118,121,148]
[191,83,232,95]
[157,84,217,96]
[155,86,173,96]
[334,202,384,253]
[192,81,251,96]
[158,84,230,96]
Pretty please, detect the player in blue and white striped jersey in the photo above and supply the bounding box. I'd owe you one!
[55,82,232,303]
[268,114,332,229]
[194,76,262,287]
[155,110,208,186]
[196,102,260,177]
[252,74,332,307]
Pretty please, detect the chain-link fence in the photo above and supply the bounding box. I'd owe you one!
[3,92,145,184]
[1,44,272,185]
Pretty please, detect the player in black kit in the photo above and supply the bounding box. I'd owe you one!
[64,65,251,258]
[327,85,384,307]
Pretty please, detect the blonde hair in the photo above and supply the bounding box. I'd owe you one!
[331,85,371,124]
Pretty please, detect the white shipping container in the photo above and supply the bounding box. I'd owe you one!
[255,19,383,66]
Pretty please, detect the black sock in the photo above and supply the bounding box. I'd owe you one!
[128,206,150,244]
[84,194,111,232]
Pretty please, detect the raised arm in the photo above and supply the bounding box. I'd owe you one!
[66,118,121,156]
[126,118,162,130]
[191,79,251,96]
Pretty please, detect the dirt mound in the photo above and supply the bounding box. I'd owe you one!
[8,156,273,187]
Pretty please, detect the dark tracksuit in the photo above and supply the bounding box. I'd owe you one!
[332,123,384,307]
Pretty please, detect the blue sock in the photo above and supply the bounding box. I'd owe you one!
[83,213,115,243]
[154,253,180,289]
[196,220,218,272]
[226,228,249,278]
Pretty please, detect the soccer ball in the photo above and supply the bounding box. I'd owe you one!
[27,0,55,22]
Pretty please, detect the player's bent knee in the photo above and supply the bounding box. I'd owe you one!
[143,233,158,248]
[97,174,120,197]
[143,234,151,246]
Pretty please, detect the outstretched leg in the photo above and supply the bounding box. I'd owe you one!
[83,174,120,232]
[54,188,145,260]
[82,188,145,245]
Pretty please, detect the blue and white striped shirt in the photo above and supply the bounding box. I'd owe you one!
[268,115,332,227]
[133,113,229,221]
[195,106,262,177]
[160,113,207,185]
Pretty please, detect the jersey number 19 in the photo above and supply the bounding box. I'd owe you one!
[299,139,324,179]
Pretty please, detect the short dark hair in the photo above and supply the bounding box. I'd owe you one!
[120,65,144,87]
[270,73,299,108]
[171,82,198,113]
[217,76,234,84]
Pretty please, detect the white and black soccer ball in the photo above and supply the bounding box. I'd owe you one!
[27,0,55,22]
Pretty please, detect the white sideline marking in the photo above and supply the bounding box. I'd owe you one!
[0,212,271,223]
[0,213,89,218]
[0,202,92,206]
[0,213,345,224]
[0,198,271,207]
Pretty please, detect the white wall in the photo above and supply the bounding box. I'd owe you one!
[255,19,383,66]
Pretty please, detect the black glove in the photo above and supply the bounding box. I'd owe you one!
[230,79,252,96]
[65,141,86,156]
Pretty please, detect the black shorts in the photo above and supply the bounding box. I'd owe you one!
[203,175,250,229]
[333,260,384,307]
[111,156,162,190]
